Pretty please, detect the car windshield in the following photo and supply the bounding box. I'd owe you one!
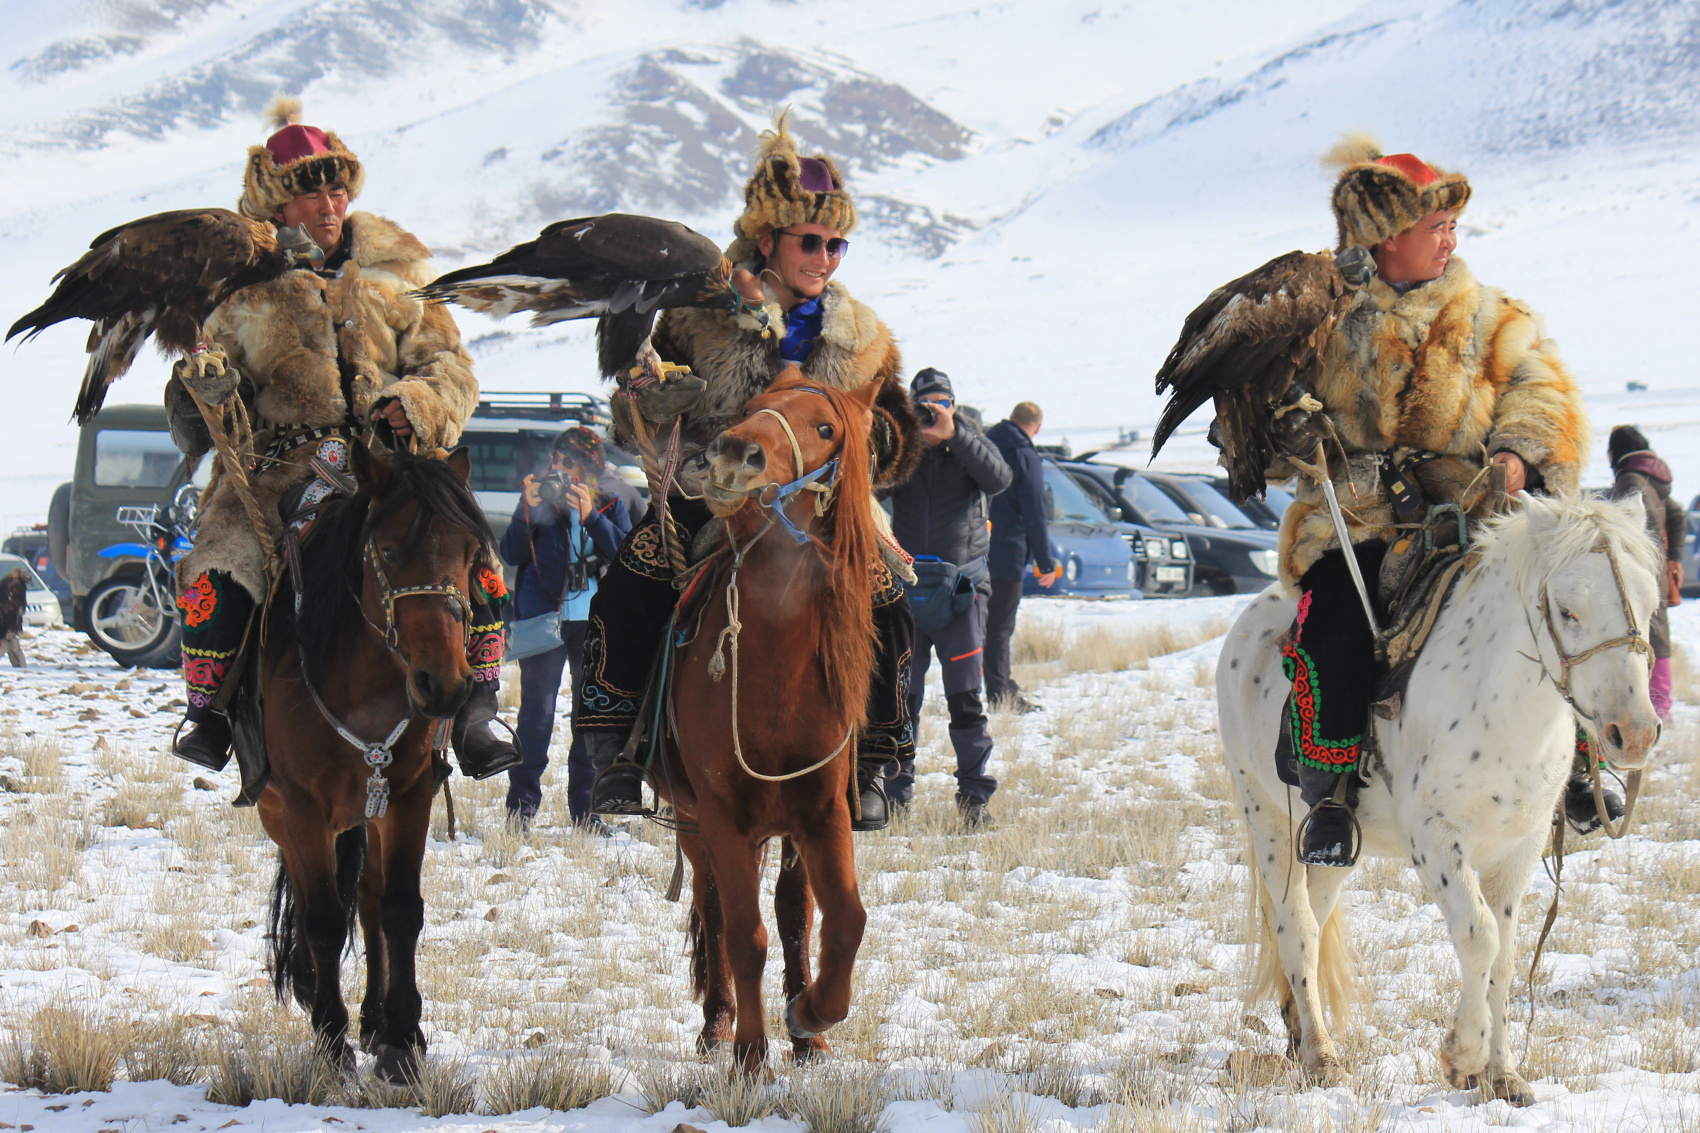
[1172,479,1258,529]
[93,429,182,488]
[1119,473,1193,524]
[459,429,564,493]
[0,555,48,592]
[1043,464,1110,524]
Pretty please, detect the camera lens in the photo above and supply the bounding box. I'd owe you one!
[916,403,936,427]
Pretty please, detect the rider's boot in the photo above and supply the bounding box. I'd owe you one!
[449,600,521,780]
[851,727,909,833]
[1563,729,1624,834]
[173,569,251,772]
[587,731,647,815]
[1296,762,1360,867]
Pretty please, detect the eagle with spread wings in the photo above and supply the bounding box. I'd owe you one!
[418,213,755,379]
[8,210,321,424]
[1149,243,1374,501]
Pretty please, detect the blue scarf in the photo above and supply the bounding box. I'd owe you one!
[780,296,824,364]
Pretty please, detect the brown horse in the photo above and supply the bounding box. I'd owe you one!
[661,368,883,1071]
[257,444,492,1083]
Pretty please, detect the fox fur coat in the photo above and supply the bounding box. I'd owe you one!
[618,277,921,494]
[1273,256,1589,589]
[173,212,478,602]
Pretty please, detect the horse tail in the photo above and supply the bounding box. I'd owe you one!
[1242,832,1362,1027]
[688,905,709,1003]
[267,826,368,1005]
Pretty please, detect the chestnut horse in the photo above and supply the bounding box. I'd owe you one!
[259,445,493,1083]
[660,369,883,1070]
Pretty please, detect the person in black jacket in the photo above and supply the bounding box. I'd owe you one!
[887,368,1012,828]
[984,402,1057,713]
[499,428,633,825]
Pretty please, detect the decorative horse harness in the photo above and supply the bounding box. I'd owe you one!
[283,437,470,818]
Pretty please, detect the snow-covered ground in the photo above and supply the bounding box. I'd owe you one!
[3,594,1700,1132]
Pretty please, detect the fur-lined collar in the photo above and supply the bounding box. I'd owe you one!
[735,260,882,357]
[1361,256,1475,316]
[344,212,433,286]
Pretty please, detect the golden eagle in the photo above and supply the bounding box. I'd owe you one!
[8,210,319,423]
[418,213,748,379]
[1150,244,1373,501]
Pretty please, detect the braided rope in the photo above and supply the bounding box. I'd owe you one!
[181,377,279,588]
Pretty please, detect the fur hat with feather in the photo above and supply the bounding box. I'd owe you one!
[238,96,365,221]
[725,110,857,265]
[1326,132,1469,249]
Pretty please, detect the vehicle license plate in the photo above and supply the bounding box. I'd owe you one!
[1156,567,1186,583]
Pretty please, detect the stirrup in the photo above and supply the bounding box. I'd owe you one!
[1295,797,1361,867]
[591,759,648,816]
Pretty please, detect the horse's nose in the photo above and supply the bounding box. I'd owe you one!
[726,438,765,474]
[414,668,445,706]
[1599,710,1660,770]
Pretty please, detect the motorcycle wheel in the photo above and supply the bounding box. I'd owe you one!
[85,574,182,668]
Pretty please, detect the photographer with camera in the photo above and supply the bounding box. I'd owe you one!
[888,368,1012,830]
[499,427,633,826]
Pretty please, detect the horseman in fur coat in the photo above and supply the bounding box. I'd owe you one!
[582,115,923,830]
[1264,138,1590,864]
[168,101,518,782]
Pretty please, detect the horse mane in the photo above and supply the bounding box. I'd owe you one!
[282,448,495,688]
[1472,492,1665,600]
[809,384,879,721]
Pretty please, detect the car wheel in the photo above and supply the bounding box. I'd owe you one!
[85,575,181,668]
[1196,570,1236,597]
[47,482,72,579]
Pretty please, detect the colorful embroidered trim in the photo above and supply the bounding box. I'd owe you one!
[177,572,220,628]
[182,645,237,710]
[576,616,643,729]
[467,618,505,681]
[1281,639,1362,772]
[618,521,685,581]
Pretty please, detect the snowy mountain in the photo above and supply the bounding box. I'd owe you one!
[4,0,1700,531]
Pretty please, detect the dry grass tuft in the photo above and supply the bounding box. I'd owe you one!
[787,1061,895,1133]
[411,1054,481,1117]
[0,1003,120,1094]
[482,1047,620,1114]
[697,1058,786,1126]
[122,1015,205,1086]
[631,1052,709,1114]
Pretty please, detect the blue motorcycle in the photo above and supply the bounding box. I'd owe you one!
[85,483,197,668]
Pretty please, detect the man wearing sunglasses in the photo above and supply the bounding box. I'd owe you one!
[583,113,924,829]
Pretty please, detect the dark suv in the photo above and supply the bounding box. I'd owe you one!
[47,404,208,644]
[1140,472,1281,594]
[1059,461,1278,597]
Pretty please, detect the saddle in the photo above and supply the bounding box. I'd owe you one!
[1275,461,1506,789]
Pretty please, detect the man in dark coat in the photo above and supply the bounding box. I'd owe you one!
[984,401,1056,712]
[500,428,632,824]
[887,368,1011,828]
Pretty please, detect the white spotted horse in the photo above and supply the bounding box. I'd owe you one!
[1218,493,1662,1104]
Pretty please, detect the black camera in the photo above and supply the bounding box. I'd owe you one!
[915,402,937,427]
[536,470,577,503]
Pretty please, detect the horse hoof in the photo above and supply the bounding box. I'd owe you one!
[1439,1030,1488,1091]
[791,1035,832,1063]
[785,995,823,1040]
[358,1028,379,1055]
[1483,1072,1535,1108]
[1304,1053,1346,1087]
[372,1042,420,1086]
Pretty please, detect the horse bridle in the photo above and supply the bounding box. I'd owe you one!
[1523,537,1653,838]
[361,538,473,653]
[1528,539,1655,714]
[289,533,471,820]
[731,388,843,544]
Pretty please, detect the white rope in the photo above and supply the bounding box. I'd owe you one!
[699,529,851,783]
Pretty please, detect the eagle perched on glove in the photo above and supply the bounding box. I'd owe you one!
[1149,133,1470,501]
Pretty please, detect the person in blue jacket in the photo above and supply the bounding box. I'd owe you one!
[499,427,632,825]
[984,402,1057,713]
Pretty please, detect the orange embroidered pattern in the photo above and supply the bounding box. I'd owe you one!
[476,567,508,602]
[177,573,219,627]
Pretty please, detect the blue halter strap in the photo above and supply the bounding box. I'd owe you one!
[753,386,841,544]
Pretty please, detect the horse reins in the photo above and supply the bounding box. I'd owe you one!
[687,390,855,783]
